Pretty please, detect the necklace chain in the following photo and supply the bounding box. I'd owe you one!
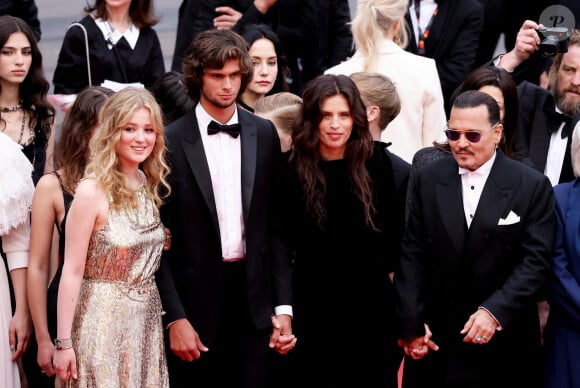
[1,102,22,112]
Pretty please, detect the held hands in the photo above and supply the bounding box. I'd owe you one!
[269,314,296,355]
[398,323,439,360]
[37,338,57,376]
[54,348,78,381]
[168,319,209,362]
[460,308,499,345]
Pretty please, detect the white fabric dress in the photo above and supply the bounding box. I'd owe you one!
[0,131,34,388]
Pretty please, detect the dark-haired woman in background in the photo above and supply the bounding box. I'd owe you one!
[238,24,289,113]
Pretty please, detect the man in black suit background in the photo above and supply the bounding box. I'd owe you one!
[496,21,580,185]
[405,0,484,115]
[156,29,295,388]
[395,90,555,388]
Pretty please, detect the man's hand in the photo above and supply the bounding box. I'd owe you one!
[269,314,296,355]
[397,324,439,360]
[168,319,209,362]
[497,20,541,72]
[214,7,242,30]
[460,308,499,345]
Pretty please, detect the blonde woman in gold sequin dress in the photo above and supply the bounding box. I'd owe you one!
[53,87,171,387]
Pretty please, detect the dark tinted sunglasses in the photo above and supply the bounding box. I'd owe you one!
[444,124,499,143]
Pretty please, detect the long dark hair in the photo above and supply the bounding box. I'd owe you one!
[55,86,114,194]
[241,23,289,94]
[0,15,55,175]
[291,74,376,229]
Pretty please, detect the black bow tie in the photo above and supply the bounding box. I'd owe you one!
[548,110,573,139]
[207,120,241,138]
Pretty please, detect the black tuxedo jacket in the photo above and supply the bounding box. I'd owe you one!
[156,107,292,346]
[516,81,579,184]
[395,151,555,386]
[405,0,484,115]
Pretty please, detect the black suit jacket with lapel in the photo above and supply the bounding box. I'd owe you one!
[405,0,484,115]
[516,80,579,184]
[155,106,292,346]
[395,151,555,386]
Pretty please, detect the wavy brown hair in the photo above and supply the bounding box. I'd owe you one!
[290,74,376,229]
[85,87,170,210]
[55,86,114,194]
[182,29,253,102]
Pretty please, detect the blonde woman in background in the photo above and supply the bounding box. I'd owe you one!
[254,92,302,153]
[325,0,447,163]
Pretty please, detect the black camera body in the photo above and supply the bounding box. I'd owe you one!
[536,26,569,57]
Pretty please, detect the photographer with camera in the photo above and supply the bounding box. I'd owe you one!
[495,19,580,187]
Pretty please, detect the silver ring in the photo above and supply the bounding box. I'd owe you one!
[475,336,482,342]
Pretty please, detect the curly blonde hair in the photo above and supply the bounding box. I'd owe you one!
[85,87,170,210]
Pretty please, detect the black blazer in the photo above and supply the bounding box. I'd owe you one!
[516,81,578,184]
[156,107,292,346]
[395,151,555,386]
[405,0,484,115]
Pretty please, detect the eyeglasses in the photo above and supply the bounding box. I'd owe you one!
[444,123,499,143]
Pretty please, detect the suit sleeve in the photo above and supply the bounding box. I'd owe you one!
[481,174,555,326]
[394,168,429,339]
[549,183,580,325]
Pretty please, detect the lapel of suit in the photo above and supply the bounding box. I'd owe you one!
[528,94,555,172]
[238,108,258,222]
[466,152,513,255]
[435,158,468,254]
[181,110,220,234]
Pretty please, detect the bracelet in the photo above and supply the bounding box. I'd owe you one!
[54,338,73,350]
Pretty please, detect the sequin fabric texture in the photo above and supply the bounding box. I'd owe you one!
[56,185,169,387]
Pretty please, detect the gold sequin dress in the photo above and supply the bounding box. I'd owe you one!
[56,185,169,387]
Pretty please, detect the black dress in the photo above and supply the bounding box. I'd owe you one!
[278,142,404,387]
[52,15,165,94]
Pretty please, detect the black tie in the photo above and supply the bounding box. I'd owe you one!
[548,110,573,139]
[207,120,241,138]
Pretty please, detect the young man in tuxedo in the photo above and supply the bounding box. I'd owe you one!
[395,90,555,388]
[156,28,295,388]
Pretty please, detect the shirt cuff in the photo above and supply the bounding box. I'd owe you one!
[274,305,293,318]
[478,306,503,331]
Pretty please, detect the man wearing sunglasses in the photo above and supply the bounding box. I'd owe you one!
[395,90,555,388]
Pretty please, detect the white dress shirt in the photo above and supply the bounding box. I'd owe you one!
[459,151,496,228]
[545,114,576,186]
[196,103,246,261]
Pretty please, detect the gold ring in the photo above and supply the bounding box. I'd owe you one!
[481,336,488,340]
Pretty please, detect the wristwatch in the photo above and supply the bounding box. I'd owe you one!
[54,338,73,350]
